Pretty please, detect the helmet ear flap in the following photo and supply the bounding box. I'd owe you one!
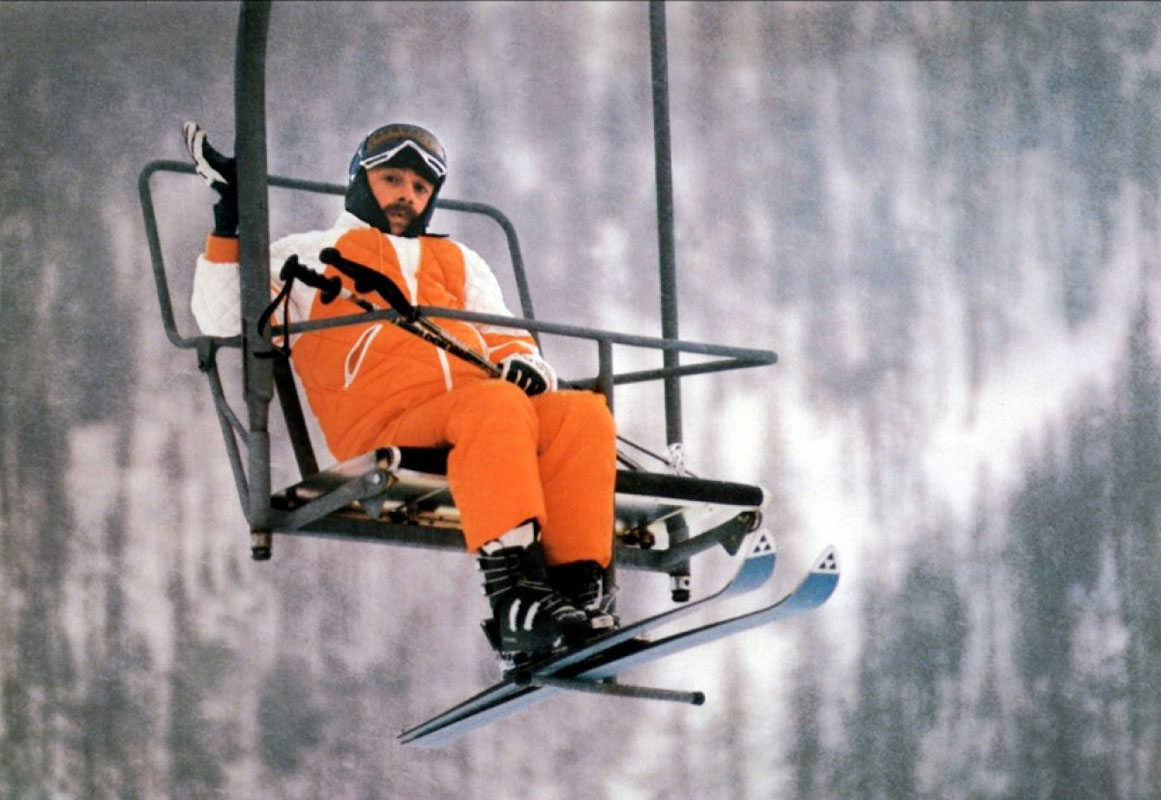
[344,168,394,233]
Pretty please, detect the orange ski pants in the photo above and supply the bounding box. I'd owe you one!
[377,379,616,567]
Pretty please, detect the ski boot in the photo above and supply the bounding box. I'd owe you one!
[477,525,594,668]
[548,560,619,632]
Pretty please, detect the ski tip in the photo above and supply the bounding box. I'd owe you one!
[747,529,777,558]
[812,545,839,575]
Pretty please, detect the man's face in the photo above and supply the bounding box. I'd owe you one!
[366,166,435,235]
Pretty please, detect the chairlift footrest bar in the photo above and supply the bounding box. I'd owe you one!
[283,469,392,530]
[516,673,705,706]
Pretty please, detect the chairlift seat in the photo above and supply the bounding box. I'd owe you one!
[269,445,768,571]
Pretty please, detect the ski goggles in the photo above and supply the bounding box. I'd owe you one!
[359,138,447,180]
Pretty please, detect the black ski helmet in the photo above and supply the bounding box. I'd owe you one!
[345,123,448,237]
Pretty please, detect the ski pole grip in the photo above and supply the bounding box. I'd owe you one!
[318,247,418,321]
[280,254,341,303]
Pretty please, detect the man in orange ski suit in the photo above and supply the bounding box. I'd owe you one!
[186,122,616,658]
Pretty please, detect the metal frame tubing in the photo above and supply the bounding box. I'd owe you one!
[235,0,275,559]
[649,0,682,447]
[649,0,692,600]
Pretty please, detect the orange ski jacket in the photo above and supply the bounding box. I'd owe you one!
[191,211,546,462]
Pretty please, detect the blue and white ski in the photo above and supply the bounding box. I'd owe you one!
[581,545,839,680]
[398,530,779,745]
[400,539,840,747]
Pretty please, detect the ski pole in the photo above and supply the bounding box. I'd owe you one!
[316,248,503,378]
[286,252,652,471]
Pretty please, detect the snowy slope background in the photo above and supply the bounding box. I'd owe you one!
[3,2,1161,798]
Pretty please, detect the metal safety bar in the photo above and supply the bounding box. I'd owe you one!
[139,160,778,415]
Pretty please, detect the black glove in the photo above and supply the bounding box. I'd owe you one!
[183,121,238,237]
[498,353,557,396]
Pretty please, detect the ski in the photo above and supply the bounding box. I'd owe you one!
[579,545,839,679]
[398,529,778,745]
[401,544,839,748]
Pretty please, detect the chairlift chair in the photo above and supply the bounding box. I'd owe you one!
[139,0,780,601]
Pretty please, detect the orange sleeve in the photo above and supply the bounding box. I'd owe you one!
[204,234,240,264]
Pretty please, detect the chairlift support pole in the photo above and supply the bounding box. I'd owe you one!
[235,0,275,559]
[649,0,692,601]
[649,0,681,448]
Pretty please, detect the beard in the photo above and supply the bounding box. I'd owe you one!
[382,202,417,227]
